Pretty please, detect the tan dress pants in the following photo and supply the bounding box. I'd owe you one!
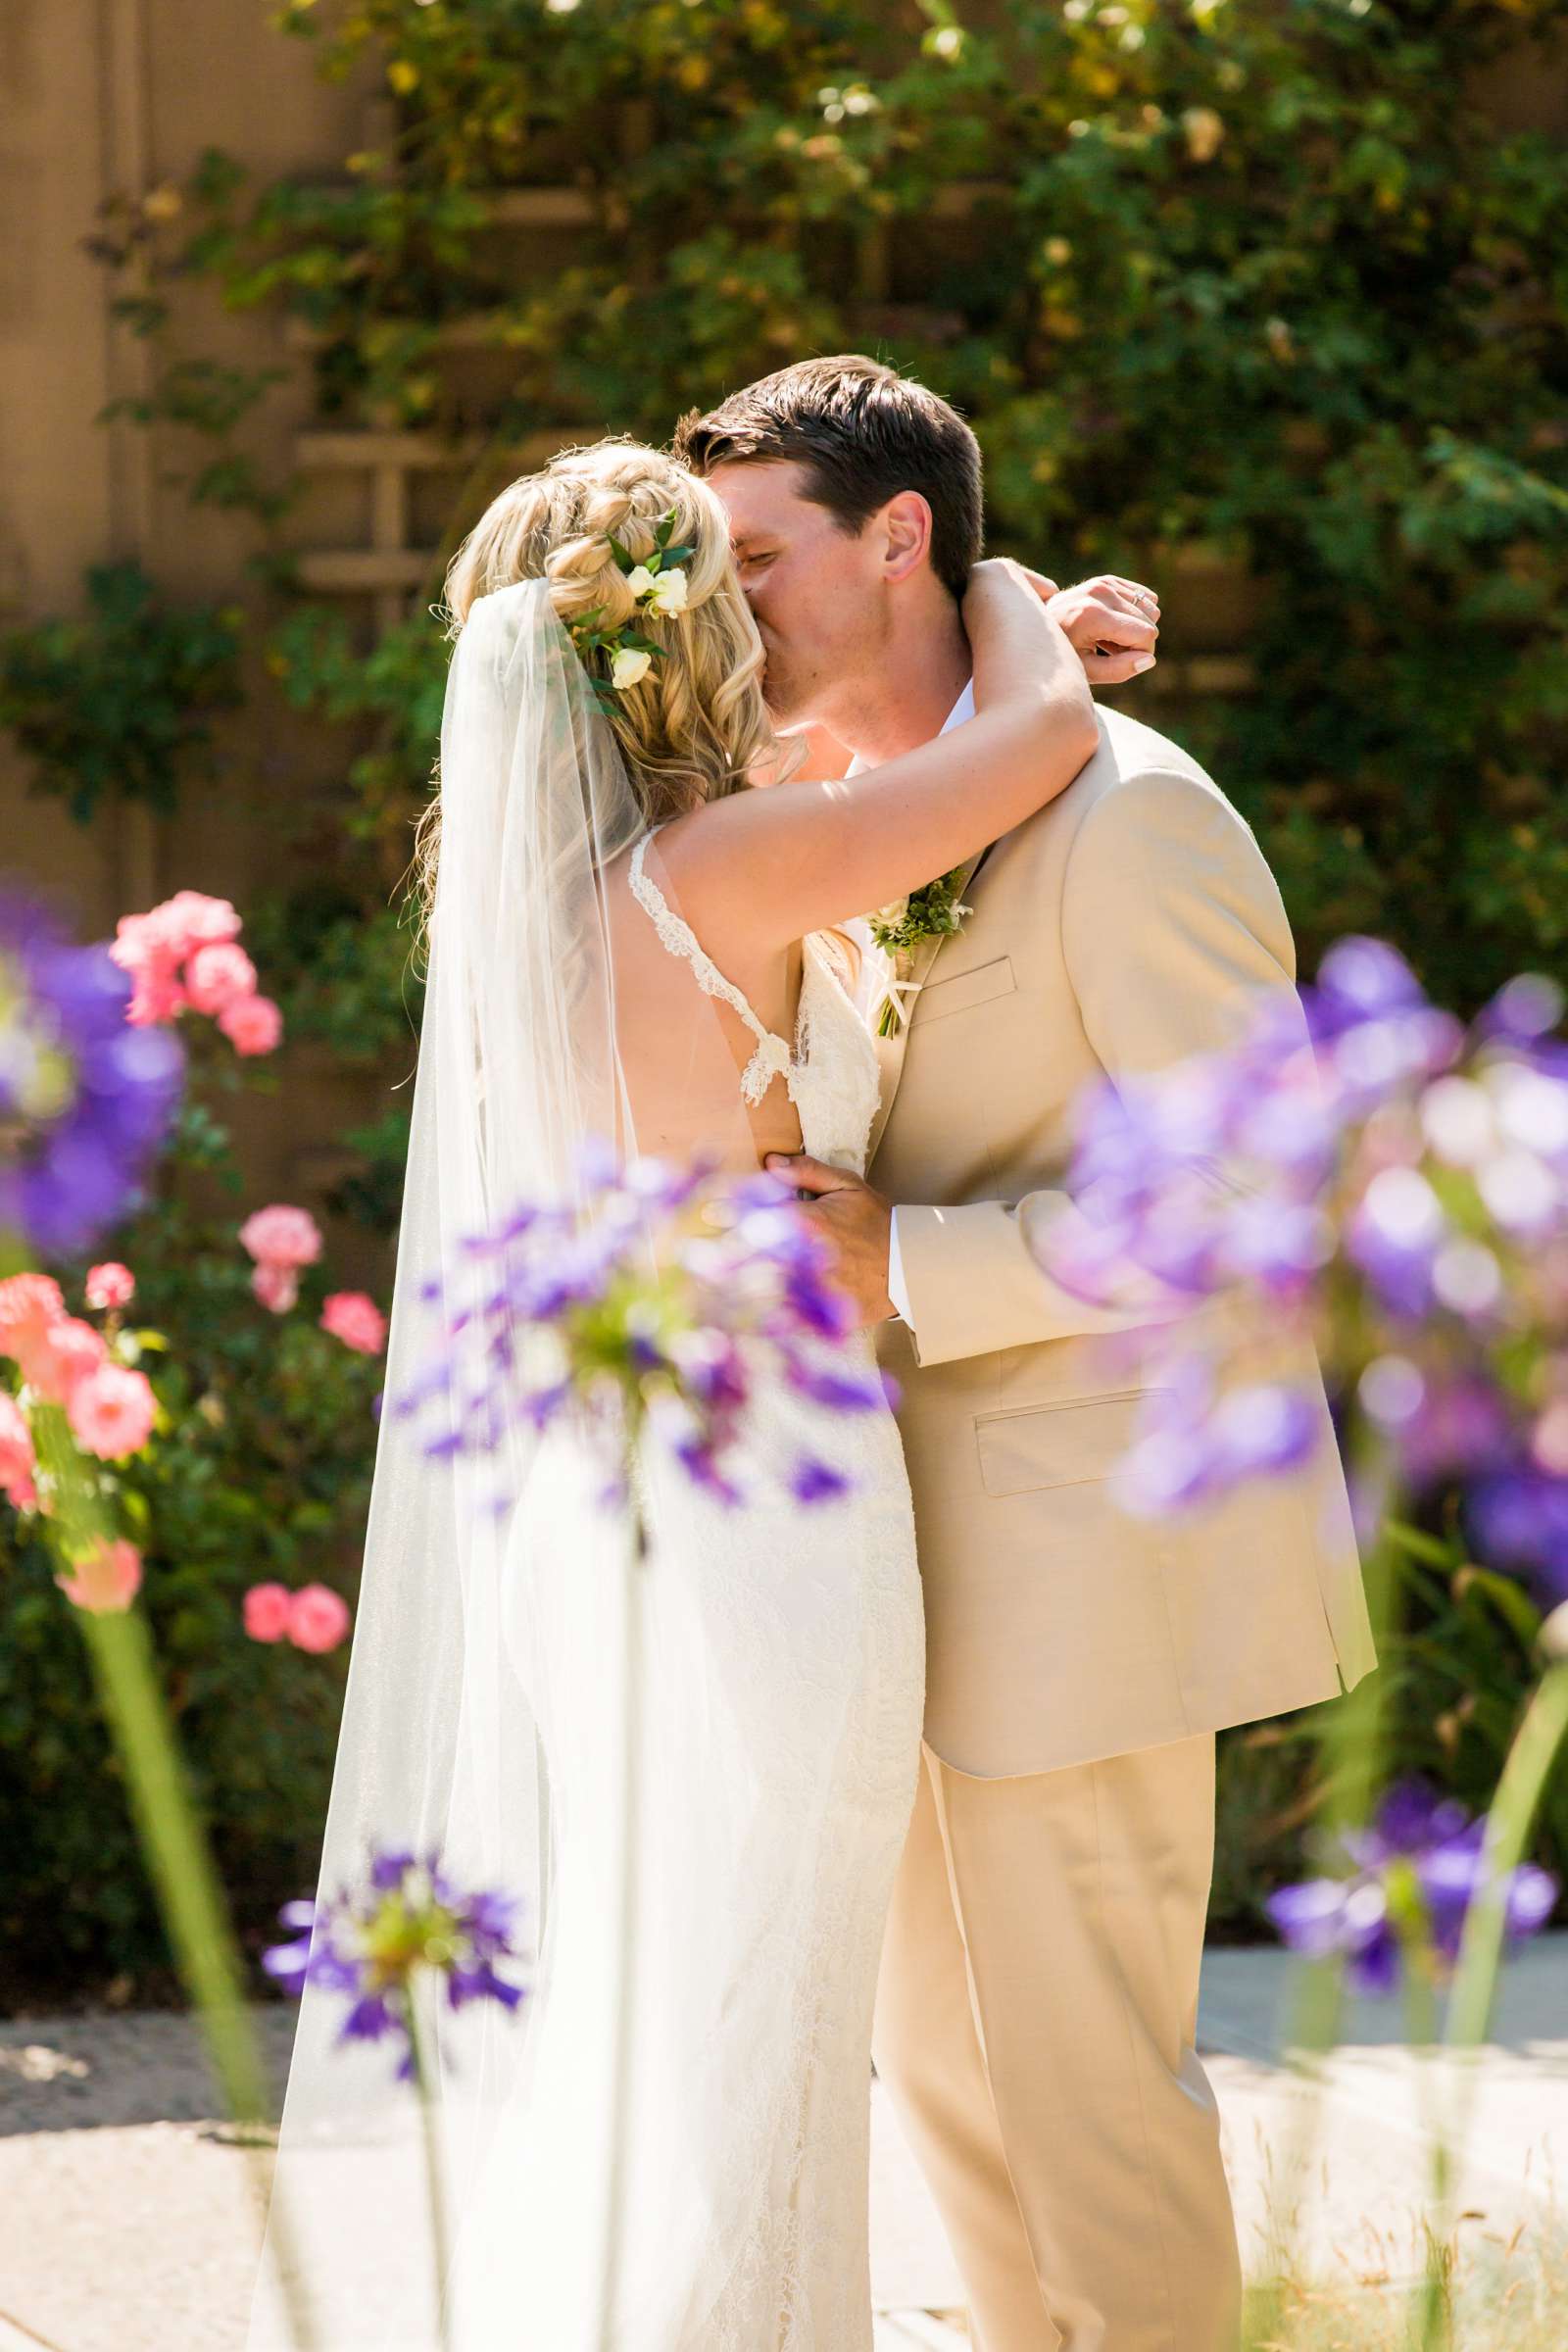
[871,1733,1242,2352]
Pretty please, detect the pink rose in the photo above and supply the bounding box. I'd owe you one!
[0,1393,38,1511]
[0,1274,66,1371]
[66,1362,158,1459]
[184,941,258,1015]
[287,1583,352,1654]
[110,912,188,1026]
[219,993,283,1055]
[112,895,244,1024]
[85,1262,136,1312]
[243,1582,294,1642]
[56,1537,142,1614]
[25,1317,110,1405]
[239,1204,322,1270]
[251,1262,299,1314]
[159,890,241,957]
[319,1291,387,1356]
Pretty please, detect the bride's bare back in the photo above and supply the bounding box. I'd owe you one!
[609,559,1102,1170]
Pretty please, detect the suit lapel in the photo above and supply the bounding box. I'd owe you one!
[864,843,990,1166]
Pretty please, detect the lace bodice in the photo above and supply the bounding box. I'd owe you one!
[628,825,882,1175]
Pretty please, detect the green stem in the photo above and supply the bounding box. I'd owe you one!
[30,1407,318,2350]
[407,1989,454,2352]
[1414,1659,1568,2351]
[1251,1431,1402,2340]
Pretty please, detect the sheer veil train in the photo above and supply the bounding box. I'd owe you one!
[246,576,772,2347]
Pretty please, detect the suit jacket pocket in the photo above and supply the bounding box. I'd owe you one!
[912,953,1016,1024]
[973,1389,1156,1497]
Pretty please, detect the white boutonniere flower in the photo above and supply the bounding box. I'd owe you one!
[864,867,974,1037]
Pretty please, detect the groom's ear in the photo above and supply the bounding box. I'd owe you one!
[880,491,935,587]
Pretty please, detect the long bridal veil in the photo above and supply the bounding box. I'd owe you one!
[246,577,760,2349]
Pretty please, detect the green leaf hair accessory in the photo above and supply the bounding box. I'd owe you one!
[865,868,973,1037]
[567,509,695,716]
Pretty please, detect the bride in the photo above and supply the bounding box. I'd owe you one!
[249,439,1142,2351]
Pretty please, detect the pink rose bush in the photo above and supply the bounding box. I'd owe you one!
[0,1393,38,1511]
[85,1261,135,1312]
[240,1202,323,1314]
[320,1291,387,1356]
[219,993,283,1055]
[0,1267,161,1544]
[0,1271,156,1462]
[244,1579,351,1652]
[109,889,282,1055]
[244,1583,294,1642]
[55,1537,143,1615]
[288,1583,352,1652]
[67,1362,159,1460]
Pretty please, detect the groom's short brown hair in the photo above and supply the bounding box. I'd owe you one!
[673,356,983,601]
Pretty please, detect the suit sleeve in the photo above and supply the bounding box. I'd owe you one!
[892,768,1301,1368]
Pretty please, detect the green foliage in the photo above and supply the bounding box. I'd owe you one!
[0,564,245,822]
[0,1057,383,2000]
[128,0,1568,1008]
[7,0,1568,1970]
[1212,1504,1568,1938]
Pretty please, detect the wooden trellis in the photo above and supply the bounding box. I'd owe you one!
[285,177,1253,698]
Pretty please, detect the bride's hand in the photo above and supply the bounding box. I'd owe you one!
[1046,573,1160,686]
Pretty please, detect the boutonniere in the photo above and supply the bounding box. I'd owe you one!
[864,867,973,1037]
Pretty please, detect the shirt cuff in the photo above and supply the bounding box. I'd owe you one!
[887,1205,915,1331]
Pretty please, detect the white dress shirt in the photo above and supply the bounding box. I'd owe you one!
[840,678,976,1331]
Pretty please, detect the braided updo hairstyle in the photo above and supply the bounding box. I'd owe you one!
[411,439,778,936]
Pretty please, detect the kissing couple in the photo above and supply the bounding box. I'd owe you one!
[253,356,1375,2352]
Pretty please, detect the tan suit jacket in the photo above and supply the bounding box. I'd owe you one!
[867,705,1377,1780]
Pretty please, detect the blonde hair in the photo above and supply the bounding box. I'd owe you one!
[410,439,778,939]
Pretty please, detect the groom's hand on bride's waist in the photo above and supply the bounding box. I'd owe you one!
[763,1152,896,1329]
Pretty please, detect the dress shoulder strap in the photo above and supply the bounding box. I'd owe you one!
[627,826,796,1107]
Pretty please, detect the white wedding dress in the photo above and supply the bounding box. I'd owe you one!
[444,829,927,2350]
[247,587,925,2352]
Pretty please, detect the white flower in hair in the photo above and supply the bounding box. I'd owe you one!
[612,646,654,690]
[623,564,658,600]
[644,566,689,616]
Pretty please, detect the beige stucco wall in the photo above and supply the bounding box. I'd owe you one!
[1,0,390,1238]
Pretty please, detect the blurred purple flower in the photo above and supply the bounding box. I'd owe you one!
[1419,1824,1557,1961]
[395,1142,879,1510]
[263,1846,529,2082]
[1467,1469,1568,1601]
[0,886,184,1253]
[1265,1779,1557,1996]
[1034,931,1568,1573]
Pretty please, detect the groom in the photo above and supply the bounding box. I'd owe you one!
[678,358,1377,2351]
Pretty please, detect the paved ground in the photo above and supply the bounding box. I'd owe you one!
[1,1937,1563,2350]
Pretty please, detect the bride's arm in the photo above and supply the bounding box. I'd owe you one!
[659,560,1102,953]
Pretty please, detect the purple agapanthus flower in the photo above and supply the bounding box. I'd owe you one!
[394,1142,888,1510]
[1265,1778,1557,1996]
[1036,933,1568,1556]
[1466,1468,1568,1604]
[0,885,184,1253]
[263,1846,530,2082]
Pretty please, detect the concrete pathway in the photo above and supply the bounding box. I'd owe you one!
[1,1938,1563,2349]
